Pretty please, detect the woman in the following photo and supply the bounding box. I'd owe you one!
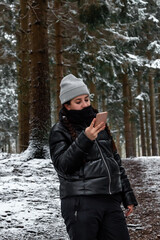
[49,74,138,240]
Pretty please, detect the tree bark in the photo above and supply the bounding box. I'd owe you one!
[121,72,133,157]
[128,84,136,157]
[158,73,160,155]
[137,135,140,156]
[144,98,151,156]
[18,0,29,152]
[28,0,51,159]
[88,78,98,109]
[102,86,107,112]
[54,0,63,120]
[137,71,146,156]
[149,72,158,155]
[116,125,122,156]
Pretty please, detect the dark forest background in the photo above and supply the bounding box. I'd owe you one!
[0,0,160,158]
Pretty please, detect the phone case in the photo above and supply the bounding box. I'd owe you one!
[95,112,108,126]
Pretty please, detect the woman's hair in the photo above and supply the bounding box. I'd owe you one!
[105,124,117,152]
[60,104,117,152]
[63,100,70,105]
[60,105,77,141]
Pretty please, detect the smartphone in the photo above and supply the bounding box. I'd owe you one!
[95,112,108,126]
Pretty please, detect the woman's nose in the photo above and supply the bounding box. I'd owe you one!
[81,101,88,108]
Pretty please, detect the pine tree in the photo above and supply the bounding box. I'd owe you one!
[54,0,64,119]
[17,0,29,153]
[0,0,18,152]
[137,71,146,156]
[26,0,51,159]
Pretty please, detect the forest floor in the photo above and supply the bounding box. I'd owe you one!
[0,153,160,240]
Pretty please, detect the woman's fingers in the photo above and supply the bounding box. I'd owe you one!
[125,205,134,217]
[90,119,105,131]
[94,122,105,133]
[85,120,105,141]
[90,118,96,127]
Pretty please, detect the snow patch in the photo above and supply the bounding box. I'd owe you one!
[145,59,160,69]
[0,153,159,239]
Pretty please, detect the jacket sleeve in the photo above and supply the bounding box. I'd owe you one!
[114,151,138,208]
[49,126,94,174]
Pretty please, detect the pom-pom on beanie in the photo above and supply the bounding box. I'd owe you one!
[59,74,90,104]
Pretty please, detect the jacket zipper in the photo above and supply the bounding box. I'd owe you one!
[95,140,112,194]
[111,157,119,168]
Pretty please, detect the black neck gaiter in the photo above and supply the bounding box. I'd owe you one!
[64,105,96,126]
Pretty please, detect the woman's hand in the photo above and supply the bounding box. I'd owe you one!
[125,205,134,217]
[85,118,105,141]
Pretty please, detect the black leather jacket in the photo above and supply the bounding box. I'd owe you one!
[49,122,138,208]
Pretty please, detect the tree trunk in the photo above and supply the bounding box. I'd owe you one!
[158,74,160,155]
[149,72,158,155]
[144,98,151,156]
[121,72,133,157]
[137,135,141,156]
[128,84,136,157]
[137,71,146,156]
[7,136,11,153]
[102,86,107,112]
[88,78,98,109]
[116,125,122,156]
[17,0,29,152]
[27,0,51,159]
[54,0,63,120]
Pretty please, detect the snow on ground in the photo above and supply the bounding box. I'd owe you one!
[123,157,160,240]
[0,153,68,240]
[124,156,160,201]
[0,153,160,240]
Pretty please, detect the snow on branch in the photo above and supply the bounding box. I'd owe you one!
[105,28,139,43]
[127,53,147,66]
[148,15,159,23]
[145,59,160,69]
[128,0,148,5]
[147,41,160,54]
[135,92,148,101]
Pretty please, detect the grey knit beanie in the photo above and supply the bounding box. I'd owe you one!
[59,74,90,104]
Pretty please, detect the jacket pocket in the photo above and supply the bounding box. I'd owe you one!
[61,197,80,224]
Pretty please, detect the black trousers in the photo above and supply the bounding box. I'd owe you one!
[61,194,130,240]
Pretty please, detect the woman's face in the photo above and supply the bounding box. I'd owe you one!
[65,94,90,110]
